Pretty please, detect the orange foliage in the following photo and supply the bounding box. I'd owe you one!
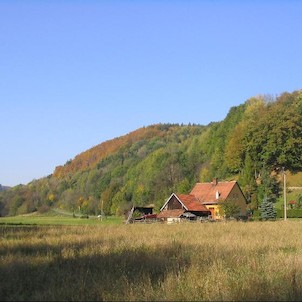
[53,124,178,179]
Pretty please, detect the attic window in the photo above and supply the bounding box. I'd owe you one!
[216,191,220,200]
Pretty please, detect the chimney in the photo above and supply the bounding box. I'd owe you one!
[213,178,218,185]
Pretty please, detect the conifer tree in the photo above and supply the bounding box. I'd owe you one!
[260,196,277,220]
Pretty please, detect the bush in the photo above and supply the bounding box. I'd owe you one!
[276,209,302,218]
[252,209,261,218]
[38,205,50,214]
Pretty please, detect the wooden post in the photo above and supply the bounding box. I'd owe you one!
[283,167,287,221]
[126,206,135,224]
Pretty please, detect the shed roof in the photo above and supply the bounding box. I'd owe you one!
[157,209,185,219]
[160,193,210,212]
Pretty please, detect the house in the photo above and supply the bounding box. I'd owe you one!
[157,193,211,222]
[158,178,247,222]
[190,178,247,219]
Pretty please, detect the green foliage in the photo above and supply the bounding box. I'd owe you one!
[256,165,280,206]
[132,210,142,218]
[176,178,191,194]
[252,209,261,219]
[260,196,277,220]
[219,200,241,219]
[276,208,302,218]
[245,92,302,172]
[239,153,257,204]
[296,194,302,209]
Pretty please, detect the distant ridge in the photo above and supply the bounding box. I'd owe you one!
[0,184,10,191]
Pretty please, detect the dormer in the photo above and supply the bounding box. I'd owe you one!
[216,190,220,200]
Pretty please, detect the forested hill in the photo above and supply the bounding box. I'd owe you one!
[53,124,200,178]
[1,89,302,217]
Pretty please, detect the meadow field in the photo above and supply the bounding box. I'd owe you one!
[0,220,302,301]
[0,213,123,226]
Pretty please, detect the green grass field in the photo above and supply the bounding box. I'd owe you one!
[0,210,123,226]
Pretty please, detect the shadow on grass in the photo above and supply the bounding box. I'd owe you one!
[0,238,190,301]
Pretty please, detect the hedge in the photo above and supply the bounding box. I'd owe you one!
[276,209,302,218]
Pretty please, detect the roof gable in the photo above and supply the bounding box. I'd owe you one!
[176,194,210,212]
[190,180,237,203]
[160,193,188,211]
[160,193,210,213]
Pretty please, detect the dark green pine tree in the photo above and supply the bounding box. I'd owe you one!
[260,196,277,220]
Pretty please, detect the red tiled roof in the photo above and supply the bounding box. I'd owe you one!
[176,194,210,212]
[190,180,237,204]
[157,209,185,219]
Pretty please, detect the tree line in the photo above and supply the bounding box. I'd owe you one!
[1,90,302,217]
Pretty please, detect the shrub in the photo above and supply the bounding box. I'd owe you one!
[38,205,50,214]
[277,209,302,218]
[219,200,240,218]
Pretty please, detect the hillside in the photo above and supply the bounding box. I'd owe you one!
[1,89,302,217]
[53,124,200,178]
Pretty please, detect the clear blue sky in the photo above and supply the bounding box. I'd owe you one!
[1,1,302,187]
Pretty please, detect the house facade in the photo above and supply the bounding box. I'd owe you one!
[158,178,247,221]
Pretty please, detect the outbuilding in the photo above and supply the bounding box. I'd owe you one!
[157,193,211,222]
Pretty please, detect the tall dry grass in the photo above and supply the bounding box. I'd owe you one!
[0,221,302,301]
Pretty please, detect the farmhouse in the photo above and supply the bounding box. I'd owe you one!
[158,178,247,221]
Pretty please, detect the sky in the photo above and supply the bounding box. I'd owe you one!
[1,0,302,187]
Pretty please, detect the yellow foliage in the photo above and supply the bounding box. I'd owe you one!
[47,193,55,202]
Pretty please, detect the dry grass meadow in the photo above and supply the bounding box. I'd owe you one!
[1,220,302,301]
